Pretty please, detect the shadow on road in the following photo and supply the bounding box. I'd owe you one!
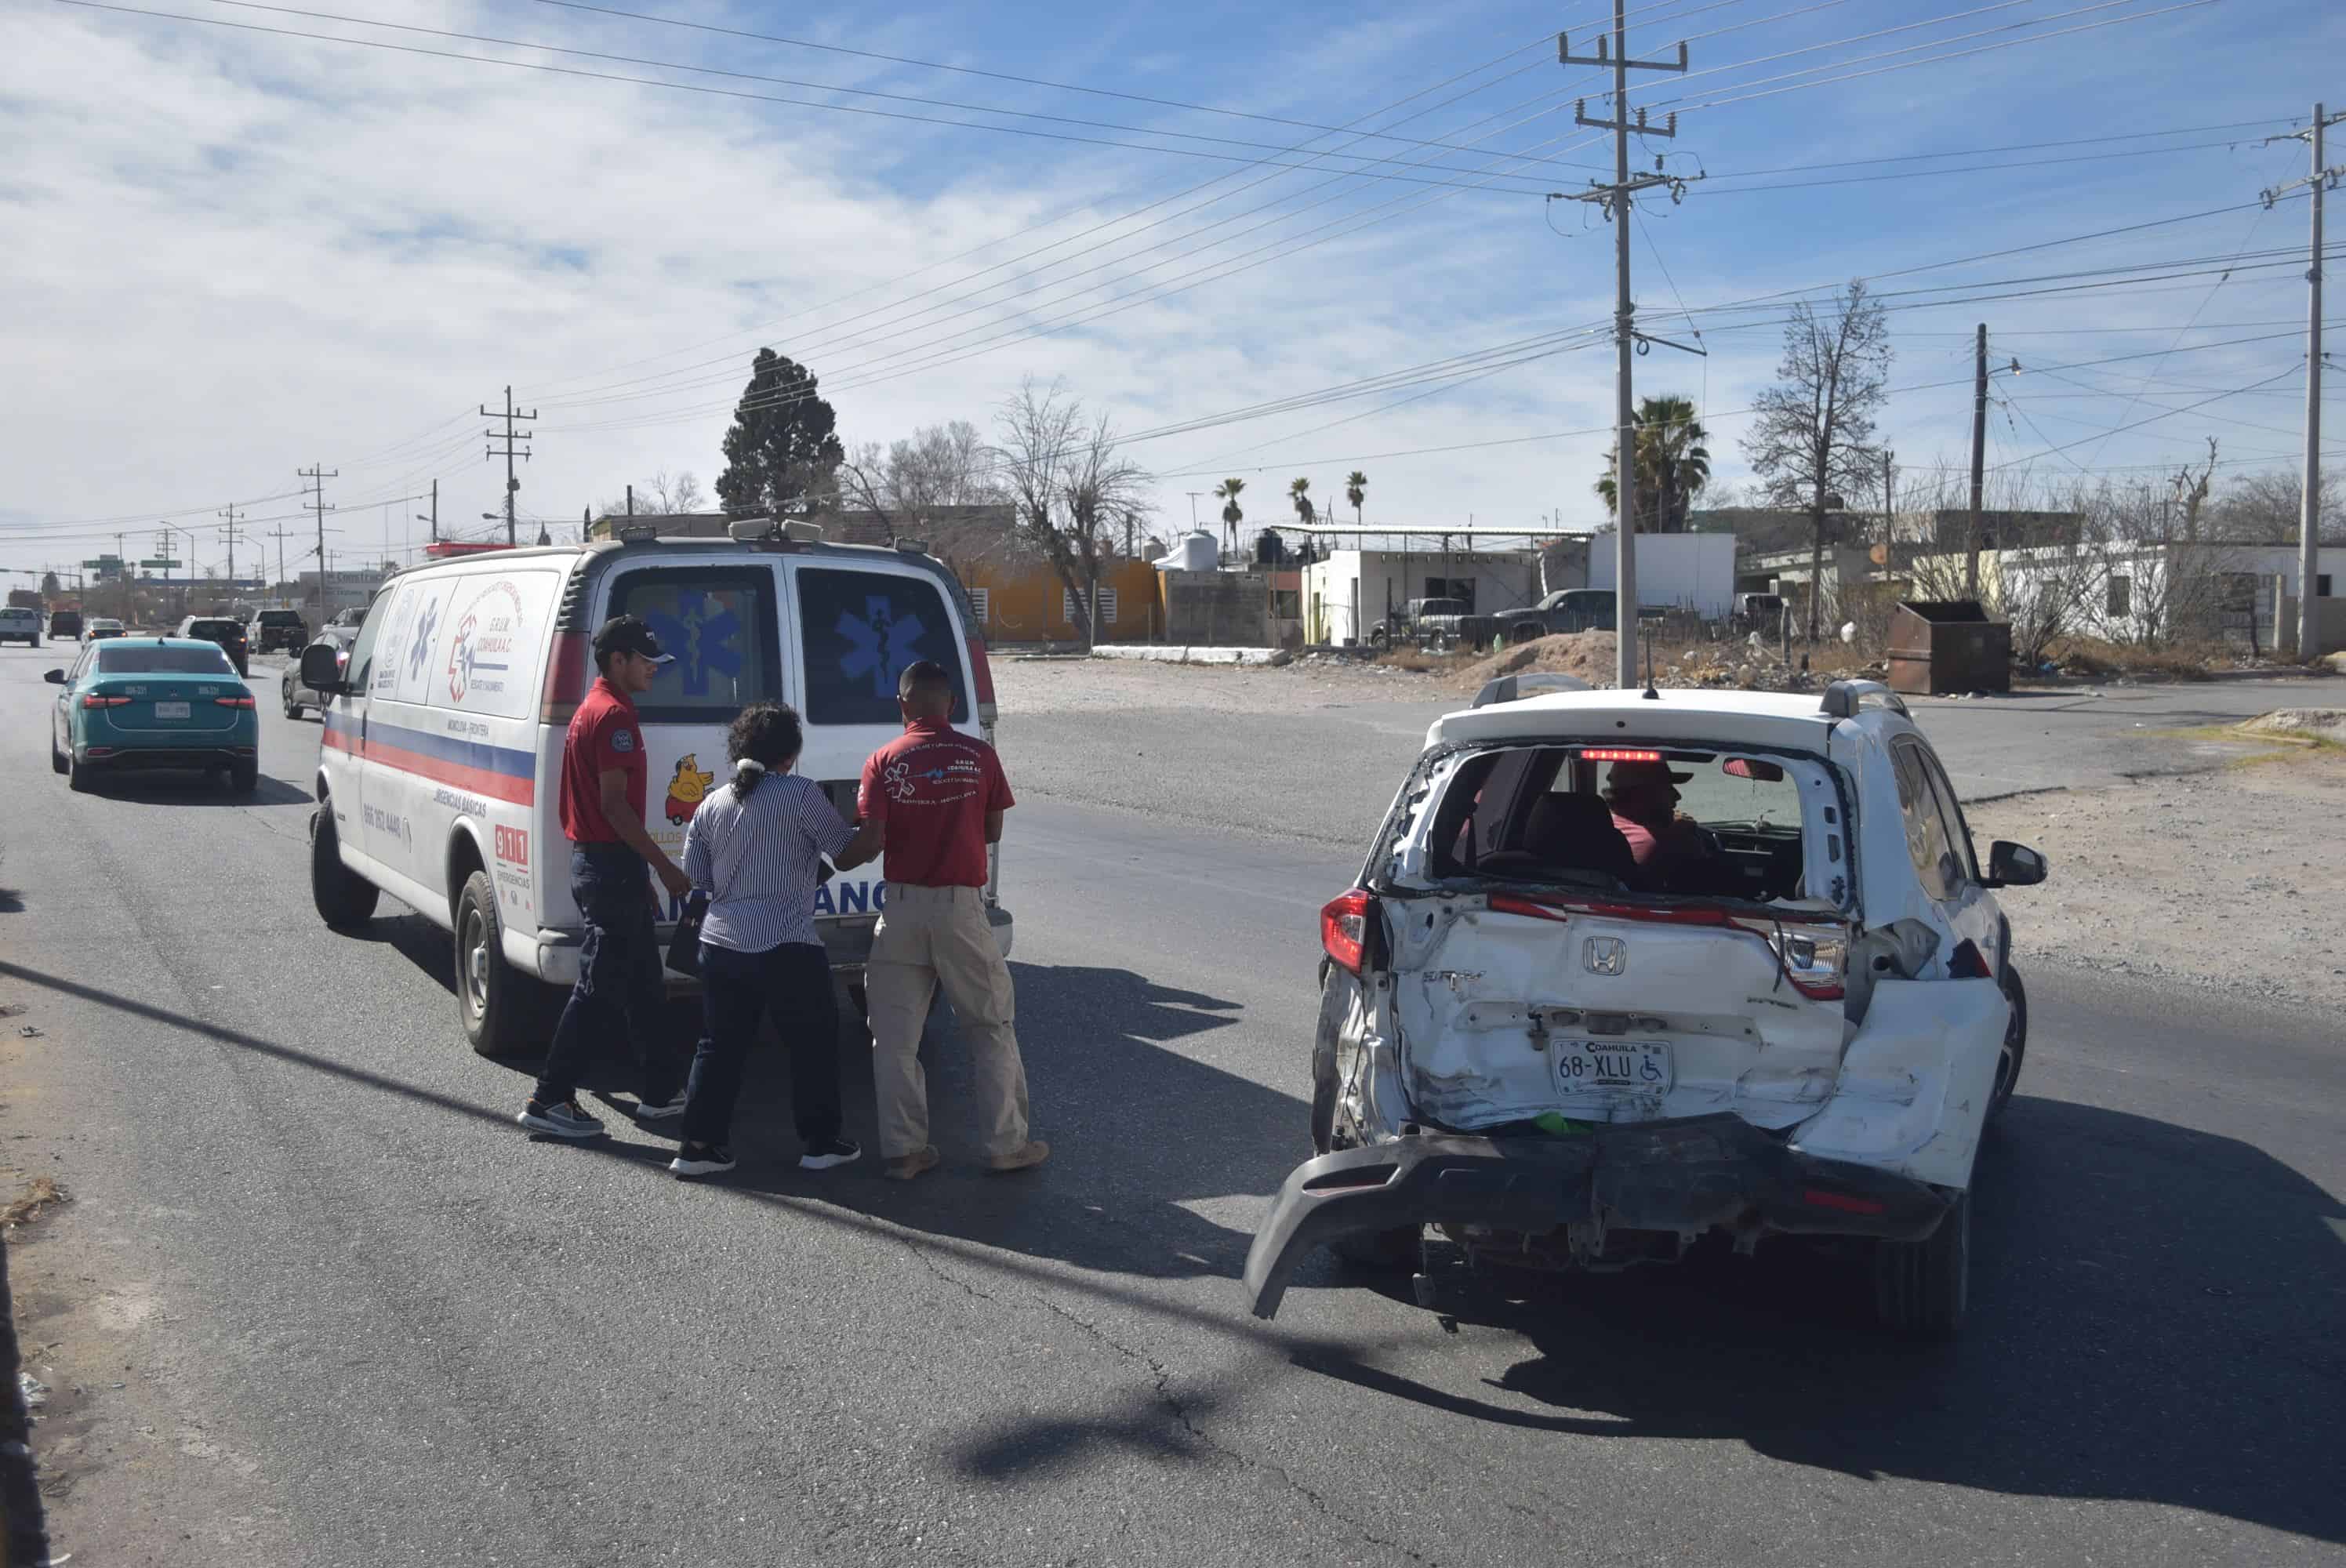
[1293,1093,2346,1544]
[71,769,311,808]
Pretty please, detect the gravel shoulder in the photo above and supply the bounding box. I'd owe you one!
[1968,750,2346,1015]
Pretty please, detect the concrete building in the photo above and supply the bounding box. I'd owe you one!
[297,565,391,617]
[1298,532,1738,644]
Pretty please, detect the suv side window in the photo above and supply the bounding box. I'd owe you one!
[1916,746,1980,885]
[605,566,780,720]
[1890,737,1966,901]
[345,592,393,693]
[794,566,968,726]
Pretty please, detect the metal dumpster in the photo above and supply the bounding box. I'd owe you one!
[1887,600,2010,695]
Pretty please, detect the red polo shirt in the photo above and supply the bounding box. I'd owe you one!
[559,677,647,844]
[857,718,1013,888]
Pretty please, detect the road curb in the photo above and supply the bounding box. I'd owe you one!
[0,1230,54,1568]
[1091,644,1292,666]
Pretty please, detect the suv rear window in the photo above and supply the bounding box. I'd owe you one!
[795,566,968,726]
[1422,743,1825,904]
[189,620,242,637]
[257,611,302,625]
[100,645,234,674]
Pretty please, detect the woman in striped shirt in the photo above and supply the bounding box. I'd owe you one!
[669,702,878,1178]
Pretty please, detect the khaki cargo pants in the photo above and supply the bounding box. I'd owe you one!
[865,884,1031,1161]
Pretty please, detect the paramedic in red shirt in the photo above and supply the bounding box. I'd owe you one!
[856,660,1047,1181]
[518,615,695,1140]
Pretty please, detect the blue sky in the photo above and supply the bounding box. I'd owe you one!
[3,0,2343,579]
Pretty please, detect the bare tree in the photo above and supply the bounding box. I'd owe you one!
[1062,413,1154,644]
[1741,280,1893,641]
[591,467,705,521]
[991,378,1092,645]
[2210,465,2346,544]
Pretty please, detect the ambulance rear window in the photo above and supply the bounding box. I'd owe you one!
[795,566,968,727]
[605,566,780,720]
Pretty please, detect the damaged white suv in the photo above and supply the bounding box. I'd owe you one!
[1244,679,2046,1337]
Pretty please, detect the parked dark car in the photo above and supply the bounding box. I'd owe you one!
[279,624,356,719]
[247,608,308,654]
[176,615,250,677]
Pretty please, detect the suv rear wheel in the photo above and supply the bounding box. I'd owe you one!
[456,869,540,1059]
[310,803,380,927]
[1872,1187,1968,1338]
[1989,964,2027,1120]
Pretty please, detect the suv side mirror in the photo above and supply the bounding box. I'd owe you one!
[1985,840,2047,888]
[300,642,349,695]
[43,669,65,684]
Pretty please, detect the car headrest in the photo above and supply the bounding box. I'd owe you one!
[1522,792,1636,881]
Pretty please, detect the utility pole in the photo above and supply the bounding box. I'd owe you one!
[1966,323,1988,601]
[300,466,337,619]
[268,525,295,605]
[1879,447,1897,601]
[482,385,537,548]
[2262,105,2345,662]
[217,504,245,602]
[1561,6,1694,688]
[430,478,438,543]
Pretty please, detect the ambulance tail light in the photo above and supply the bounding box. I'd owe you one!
[540,630,590,725]
[967,634,997,726]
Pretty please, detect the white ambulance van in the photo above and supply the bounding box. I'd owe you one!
[299,524,1008,1057]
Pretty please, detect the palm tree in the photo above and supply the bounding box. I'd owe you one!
[1214,477,1245,550]
[1288,476,1315,526]
[1594,396,1712,532]
[1345,470,1367,524]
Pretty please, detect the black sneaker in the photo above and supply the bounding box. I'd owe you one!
[670,1142,736,1178]
[799,1137,862,1171]
[518,1098,604,1139]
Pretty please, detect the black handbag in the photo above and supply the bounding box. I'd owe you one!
[665,890,710,977]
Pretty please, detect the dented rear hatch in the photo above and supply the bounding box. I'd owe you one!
[1374,735,1858,1135]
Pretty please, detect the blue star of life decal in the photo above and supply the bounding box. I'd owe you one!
[642,593,743,699]
[405,598,441,681]
[837,596,926,700]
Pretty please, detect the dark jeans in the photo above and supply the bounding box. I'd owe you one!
[681,941,841,1149]
[534,844,683,1106]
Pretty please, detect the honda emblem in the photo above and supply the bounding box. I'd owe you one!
[1583,936,1626,975]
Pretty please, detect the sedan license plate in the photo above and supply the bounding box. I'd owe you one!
[154,700,191,720]
[1555,1040,1672,1092]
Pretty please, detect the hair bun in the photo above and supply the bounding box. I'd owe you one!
[734,757,767,794]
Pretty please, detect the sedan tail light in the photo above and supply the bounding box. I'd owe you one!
[214,695,256,707]
[82,694,130,708]
[1320,889,1376,975]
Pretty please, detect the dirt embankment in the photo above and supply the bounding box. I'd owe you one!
[1968,749,2346,1014]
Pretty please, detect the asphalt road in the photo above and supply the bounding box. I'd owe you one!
[1,644,2340,1566]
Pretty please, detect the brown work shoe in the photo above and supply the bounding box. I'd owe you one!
[884,1145,940,1181]
[985,1139,1050,1174]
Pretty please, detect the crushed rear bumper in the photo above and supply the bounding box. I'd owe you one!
[1243,1115,1952,1319]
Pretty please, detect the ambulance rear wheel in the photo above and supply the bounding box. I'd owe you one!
[310,804,379,928]
[457,870,537,1060]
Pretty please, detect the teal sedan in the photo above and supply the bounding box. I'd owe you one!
[47,636,260,795]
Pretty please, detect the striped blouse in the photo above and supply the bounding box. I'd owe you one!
[681,771,856,953]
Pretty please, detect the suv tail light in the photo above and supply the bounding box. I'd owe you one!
[539,630,590,724]
[1748,917,1849,1000]
[1320,889,1375,975]
[967,634,997,726]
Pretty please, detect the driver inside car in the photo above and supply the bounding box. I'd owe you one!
[1603,758,1716,891]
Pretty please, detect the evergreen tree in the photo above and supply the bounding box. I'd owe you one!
[714,349,844,520]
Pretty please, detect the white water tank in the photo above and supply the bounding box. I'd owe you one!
[1165,530,1218,573]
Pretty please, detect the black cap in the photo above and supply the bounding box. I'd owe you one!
[593,615,673,666]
